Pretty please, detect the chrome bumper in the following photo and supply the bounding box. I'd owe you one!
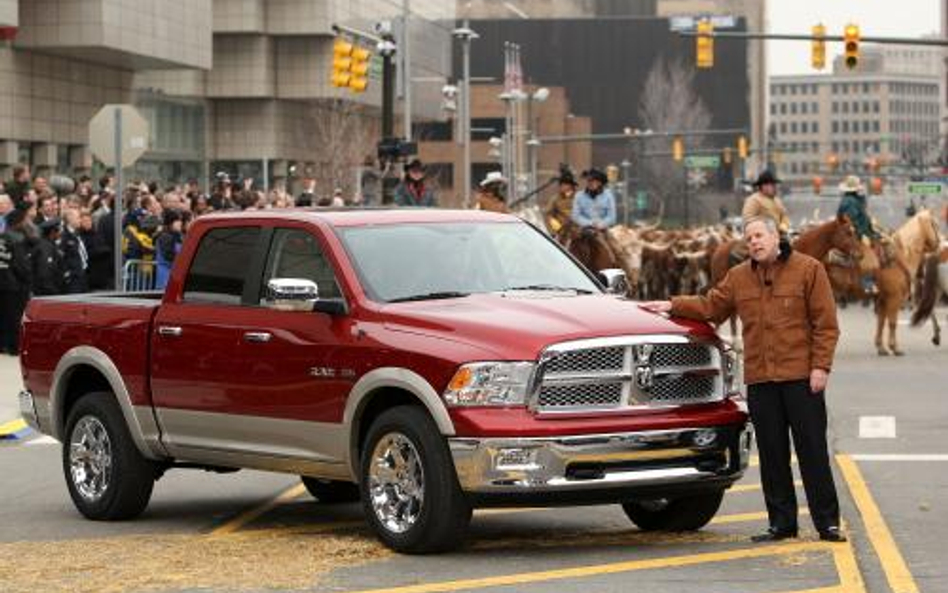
[18,390,40,432]
[450,425,752,494]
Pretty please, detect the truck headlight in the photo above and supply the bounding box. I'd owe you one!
[444,362,535,406]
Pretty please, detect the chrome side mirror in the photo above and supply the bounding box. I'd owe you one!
[597,268,628,295]
[266,278,318,311]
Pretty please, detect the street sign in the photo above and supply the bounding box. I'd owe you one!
[907,182,942,195]
[89,104,149,168]
[685,155,720,169]
[368,56,383,80]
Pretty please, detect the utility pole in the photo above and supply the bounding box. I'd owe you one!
[453,21,477,208]
[401,0,412,141]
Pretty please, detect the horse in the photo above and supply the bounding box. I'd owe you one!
[910,245,948,346]
[568,227,622,277]
[873,210,942,355]
[708,216,862,350]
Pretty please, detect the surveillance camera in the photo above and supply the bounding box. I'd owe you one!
[442,84,458,97]
[488,137,504,148]
[374,20,392,35]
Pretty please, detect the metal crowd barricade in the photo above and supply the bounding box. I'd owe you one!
[122,259,156,292]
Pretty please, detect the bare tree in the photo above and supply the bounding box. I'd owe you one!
[637,56,711,223]
[312,98,379,198]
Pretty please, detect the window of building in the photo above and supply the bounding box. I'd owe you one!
[413,121,453,142]
[812,142,819,152]
[812,102,818,112]
[863,83,870,93]
[832,121,839,133]
[832,141,839,152]
[791,103,797,114]
[853,102,860,114]
[770,104,776,115]
[183,227,261,305]
[780,122,787,134]
[832,102,838,113]
[813,122,819,133]
[425,163,454,190]
[842,102,849,113]
[873,101,880,113]
[801,122,808,134]
[780,103,787,114]
[801,102,808,114]
[842,121,849,133]
[791,122,798,134]
[790,85,797,95]
[471,118,506,141]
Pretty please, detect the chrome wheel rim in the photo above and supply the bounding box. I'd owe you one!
[69,416,112,502]
[368,432,424,534]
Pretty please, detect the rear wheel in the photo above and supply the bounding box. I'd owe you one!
[62,392,157,520]
[621,489,725,531]
[360,405,471,553]
[300,477,361,503]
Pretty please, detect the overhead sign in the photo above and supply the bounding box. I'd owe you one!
[89,104,149,168]
[907,182,942,195]
[685,155,720,169]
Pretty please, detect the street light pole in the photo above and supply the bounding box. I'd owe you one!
[453,21,477,208]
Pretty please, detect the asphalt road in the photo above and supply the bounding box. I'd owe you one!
[1,305,946,593]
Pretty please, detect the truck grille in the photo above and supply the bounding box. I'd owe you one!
[533,338,722,413]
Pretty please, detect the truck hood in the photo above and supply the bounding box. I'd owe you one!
[381,292,715,360]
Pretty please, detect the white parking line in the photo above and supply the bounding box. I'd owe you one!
[850,454,948,461]
[859,416,896,439]
[25,436,58,446]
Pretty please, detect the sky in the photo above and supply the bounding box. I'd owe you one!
[766,0,943,75]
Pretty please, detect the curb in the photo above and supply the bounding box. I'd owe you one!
[0,418,31,441]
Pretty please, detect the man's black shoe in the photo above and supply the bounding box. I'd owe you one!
[751,527,798,542]
[819,527,847,542]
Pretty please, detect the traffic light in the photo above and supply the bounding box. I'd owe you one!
[811,24,826,70]
[606,164,620,183]
[827,153,839,172]
[696,19,714,69]
[737,135,748,159]
[349,46,371,93]
[672,137,684,162]
[332,38,353,88]
[844,24,859,70]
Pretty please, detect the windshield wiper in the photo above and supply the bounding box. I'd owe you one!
[388,291,471,303]
[503,284,594,294]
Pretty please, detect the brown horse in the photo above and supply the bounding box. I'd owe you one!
[708,216,862,350]
[910,245,948,346]
[874,210,942,355]
[568,228,621,275]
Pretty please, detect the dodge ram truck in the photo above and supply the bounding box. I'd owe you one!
[18,208,751,553]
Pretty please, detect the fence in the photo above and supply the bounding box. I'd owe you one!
[122,259,156,292]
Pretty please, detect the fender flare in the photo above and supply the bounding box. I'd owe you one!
[343,367,455,474]
[50,346,164,460]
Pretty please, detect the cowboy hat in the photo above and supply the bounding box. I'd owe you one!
[582,168,608,184]
[838,175,865,195]
[479,171,508,187]
[752,170,781,187]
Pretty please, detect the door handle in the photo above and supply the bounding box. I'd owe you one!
[243,331,272,343]
[157,326,183,337]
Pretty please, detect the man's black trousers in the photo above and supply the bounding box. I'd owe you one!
[747,380,840,533]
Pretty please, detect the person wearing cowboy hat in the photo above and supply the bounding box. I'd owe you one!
[836,175,877,243]
[475,171,509,213]
[394,159,437,207]
[743,170,790,236]
[570,167,616,234]
[544,168,578,241]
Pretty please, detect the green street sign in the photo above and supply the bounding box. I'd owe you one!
[685,155,720,169]
[368,56,383,80]
[907,182,942,195]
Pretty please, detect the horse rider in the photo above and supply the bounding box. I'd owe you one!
[571,167,616,234]
[545,169,578,243]
[394,159,437,207]
[743,170,790,237]
[476,171,510,213]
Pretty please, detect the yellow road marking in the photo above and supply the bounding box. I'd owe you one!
[831,536,869,593]
[0,418,27,437]
[711,507,809,525]
[836,454,919,593]
[208,483,306,537]
[341,541,834,593]
[749,454,798,468]
[729,480,803,494]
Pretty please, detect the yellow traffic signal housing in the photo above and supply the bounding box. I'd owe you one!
[811,24,826,70]
[696,19,714,69]
[672,137,684,162]
[737,135,748,159]
[844,24,859,70]
[349,46,371,93]
[332,38,353,88]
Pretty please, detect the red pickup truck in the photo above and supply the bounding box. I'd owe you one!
[18,209,750,553]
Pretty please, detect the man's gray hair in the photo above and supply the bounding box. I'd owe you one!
[744,215,778,234]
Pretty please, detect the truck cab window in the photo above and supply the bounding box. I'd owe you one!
[263,229,342,301]
[183,227,260,304]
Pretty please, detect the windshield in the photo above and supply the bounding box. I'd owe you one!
[337,221,601,302]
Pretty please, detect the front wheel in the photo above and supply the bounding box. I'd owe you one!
[621,489,725,532]
[62,392,157,520]
[360,406,471,554]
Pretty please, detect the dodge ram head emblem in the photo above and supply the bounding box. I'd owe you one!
[633,344,653,365]
[635,366,653,389]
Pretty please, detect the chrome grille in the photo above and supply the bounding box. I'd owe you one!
[538,382,623,409]
[648,374,717,404]
[651,344,712,368]
[534,338,722,413]
[544,347,624,374]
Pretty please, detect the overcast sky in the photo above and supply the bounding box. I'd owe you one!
[766,0,943,75]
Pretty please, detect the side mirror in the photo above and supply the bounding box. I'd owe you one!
[266,278,318,311]
[597,268,628,295]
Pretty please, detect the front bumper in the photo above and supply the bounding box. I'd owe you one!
[18,390,41,432]
[450,424,752,499]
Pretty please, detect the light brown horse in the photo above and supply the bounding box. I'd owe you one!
[708,216,862,350]
[874,210,942,355]
[910,245,948,346]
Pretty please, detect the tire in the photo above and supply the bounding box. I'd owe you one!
[621,489,725,532]
[359,405,472,554]
[62,392,157,520]
[300,477,361,504]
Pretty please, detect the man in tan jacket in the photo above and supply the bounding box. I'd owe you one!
[640,216,845,543]
[743,170,790,236]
